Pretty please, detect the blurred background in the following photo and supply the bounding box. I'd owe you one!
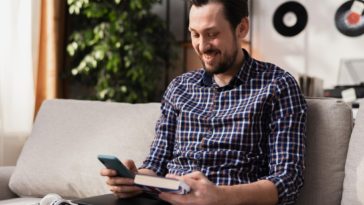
[0,0,363,165]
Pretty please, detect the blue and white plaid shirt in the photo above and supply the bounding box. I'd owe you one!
[141,50,307,204]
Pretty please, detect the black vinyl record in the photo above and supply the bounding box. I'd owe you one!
[273,1,308,37]
[335,0,364,37]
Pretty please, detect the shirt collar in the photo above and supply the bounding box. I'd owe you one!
[200,49,253,88]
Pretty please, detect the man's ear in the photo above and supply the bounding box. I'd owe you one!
[236,17,249,39]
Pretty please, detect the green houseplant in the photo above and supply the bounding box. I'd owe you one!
[66,0,175,102]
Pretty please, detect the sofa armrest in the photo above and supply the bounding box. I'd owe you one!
[0,166,17,200]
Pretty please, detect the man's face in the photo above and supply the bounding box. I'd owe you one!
[189,3,243,75]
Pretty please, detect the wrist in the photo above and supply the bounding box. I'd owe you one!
[217,185,248,205]
[215,186,229,205]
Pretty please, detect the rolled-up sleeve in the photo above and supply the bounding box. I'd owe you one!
[263,73,307,205]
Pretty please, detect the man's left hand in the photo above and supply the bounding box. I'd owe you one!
[159,171,222,205]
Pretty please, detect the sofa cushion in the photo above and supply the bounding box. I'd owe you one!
[0,197,40,205]
[0,167,17,200]
[9,100,161,199]
[295,98,353,205]
[342,102,364,205]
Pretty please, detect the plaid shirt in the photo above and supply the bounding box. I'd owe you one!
[141,50,307,204]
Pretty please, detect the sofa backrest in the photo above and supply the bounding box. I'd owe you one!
[8,98,357,203]
[295,98,353,205]
[9,99,161,198]
[341,102,364,205]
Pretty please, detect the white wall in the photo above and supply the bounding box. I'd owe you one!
[252,0,364,88]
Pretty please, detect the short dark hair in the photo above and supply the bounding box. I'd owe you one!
[189,0,249,30]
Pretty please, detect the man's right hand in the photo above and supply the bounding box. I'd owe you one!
[100,159,143,198]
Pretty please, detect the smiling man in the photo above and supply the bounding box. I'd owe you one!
[101,1,307,205]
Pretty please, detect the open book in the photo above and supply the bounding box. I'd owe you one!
[134,174,190,195]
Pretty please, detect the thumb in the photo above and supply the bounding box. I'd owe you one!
[123,160,137,172]
[182,175,199,191]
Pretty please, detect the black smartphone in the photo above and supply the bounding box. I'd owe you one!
[98,154,135,178]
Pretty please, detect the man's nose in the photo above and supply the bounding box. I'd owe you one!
[199,37,211,53]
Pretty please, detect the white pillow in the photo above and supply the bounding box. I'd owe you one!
[9,100,160,199]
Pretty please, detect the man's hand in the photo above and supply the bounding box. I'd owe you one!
[100,159,143,198]
[159,171,278,205]
[159,171,222,205]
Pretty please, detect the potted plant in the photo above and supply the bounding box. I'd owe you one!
[66,0,175,102]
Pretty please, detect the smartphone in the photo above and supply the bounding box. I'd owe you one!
[98,154,135,178]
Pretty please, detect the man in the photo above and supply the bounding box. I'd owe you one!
[101,0,307,204]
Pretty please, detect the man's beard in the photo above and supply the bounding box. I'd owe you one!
[200,46,239,75]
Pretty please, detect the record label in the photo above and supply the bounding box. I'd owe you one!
[273,1,308,37]
[335,0,364,37]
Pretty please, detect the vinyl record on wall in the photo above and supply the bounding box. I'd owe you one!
[273,1,308,37]
[335,0,364,37]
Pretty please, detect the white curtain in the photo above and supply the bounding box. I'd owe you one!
[0,0,40,165]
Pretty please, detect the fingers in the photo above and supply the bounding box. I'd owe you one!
[106,176,134,186]
[123,159,137,173]
[113,188,143,199]
[182,171,212,191]
[110,184,143,193]
[100,168,134,187]
[185,171,205,180]
[111,185,142,193]
[100,160,142,199]
[160,172,218,205]
[99,160,137,176]
[181,175,200,191]
[106,177,142,199]
[100,168,117,177]
[165,174,182,180]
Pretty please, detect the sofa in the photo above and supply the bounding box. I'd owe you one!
[0,98,363,205]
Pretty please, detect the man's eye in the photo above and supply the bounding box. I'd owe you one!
[208,32,218,37]
[191,33,199,38]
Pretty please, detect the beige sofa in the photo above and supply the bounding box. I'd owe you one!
[0,98,363,205]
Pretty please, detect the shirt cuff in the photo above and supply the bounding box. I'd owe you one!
[263,176,289,205]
